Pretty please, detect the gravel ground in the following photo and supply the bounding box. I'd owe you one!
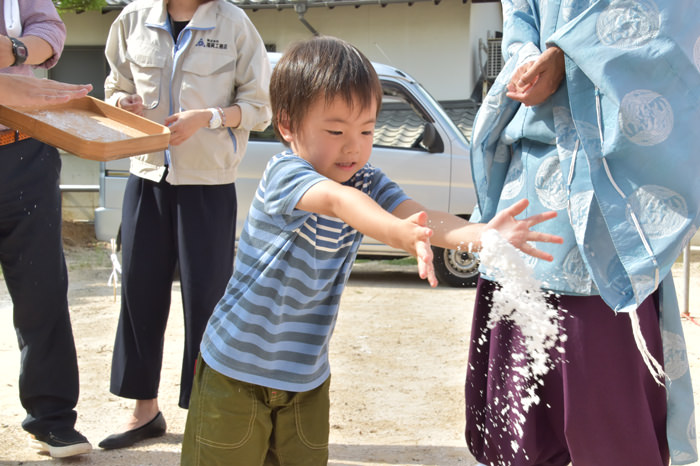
[0,223,698,465]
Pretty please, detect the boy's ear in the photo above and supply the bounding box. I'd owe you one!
[276,111,294,144]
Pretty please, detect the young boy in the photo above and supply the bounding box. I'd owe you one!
[181,36,562,466]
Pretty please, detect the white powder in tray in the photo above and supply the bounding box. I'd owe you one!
[25,108,146,142]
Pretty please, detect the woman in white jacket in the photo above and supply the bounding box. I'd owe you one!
[99,0,271,450]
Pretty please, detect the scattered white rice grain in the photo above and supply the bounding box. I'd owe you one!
[476,229,568,463]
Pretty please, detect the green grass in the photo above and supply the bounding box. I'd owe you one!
[355,256,417,266]
[386,256,418,266]
[64,243,113,271]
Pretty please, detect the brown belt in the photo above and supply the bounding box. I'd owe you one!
[0,130,30,146]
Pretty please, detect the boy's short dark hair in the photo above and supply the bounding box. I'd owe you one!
[270,36,383,146]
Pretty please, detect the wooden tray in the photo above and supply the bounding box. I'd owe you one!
[0,96,170,161]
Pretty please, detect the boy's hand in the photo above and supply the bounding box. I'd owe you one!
[406,212,437,288]
[486,198,563,261]
[386,211,437,287]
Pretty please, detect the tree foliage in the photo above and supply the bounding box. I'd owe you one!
[52,0,107,13]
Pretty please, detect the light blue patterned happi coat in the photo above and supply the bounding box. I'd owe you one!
[470,0,700,463]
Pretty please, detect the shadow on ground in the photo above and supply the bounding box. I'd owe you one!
[330,443,472,465]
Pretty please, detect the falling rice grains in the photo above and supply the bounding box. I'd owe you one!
[477,229,567,458]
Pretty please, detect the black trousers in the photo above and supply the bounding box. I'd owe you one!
[110,174,237,408]
[0,138,79,436]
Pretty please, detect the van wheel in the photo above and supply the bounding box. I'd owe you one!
[431,246,479,287]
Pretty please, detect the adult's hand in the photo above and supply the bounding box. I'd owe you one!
[0,75,91,107]
[164,109,211,146]
[485,198,563,262]
[506,46,565,107]
[117,94,145,116]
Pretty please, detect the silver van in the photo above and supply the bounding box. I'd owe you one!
[94,53,479,286]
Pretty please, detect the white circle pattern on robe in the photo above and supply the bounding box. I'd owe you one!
[627,185,687,240]
[535,155,567,211]
[562,0,593,22]
[681,226,698,250]
[505,0,531,17]
[554,110,603,161]
[576,120,602,152]
[670,411,698,462]
[562,245,589,290]
[553,106,578,160]
[596,0,660,49]
[662,330,690,381]
[630,273,655,301]
[502,155,524,200]
[619,90,674,146]
[688,414,697,455]
[494,142,510,164]
[568,190,593,245]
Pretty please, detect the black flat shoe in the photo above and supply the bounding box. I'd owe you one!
[98,411,166,450]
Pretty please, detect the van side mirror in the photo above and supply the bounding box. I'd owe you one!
[422,122,444,153]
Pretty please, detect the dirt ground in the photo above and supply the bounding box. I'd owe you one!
[0,221,699,466]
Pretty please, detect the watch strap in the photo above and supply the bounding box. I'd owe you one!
[207,107,222,129]
[216,107,226,127]
[9,37,27,67]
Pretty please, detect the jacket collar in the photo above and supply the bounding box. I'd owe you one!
[145,0,218,30]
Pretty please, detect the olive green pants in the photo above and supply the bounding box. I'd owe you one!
[182,355,330,466]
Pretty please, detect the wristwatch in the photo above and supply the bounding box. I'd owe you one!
[207,107,222,129]
[9,37,27,67]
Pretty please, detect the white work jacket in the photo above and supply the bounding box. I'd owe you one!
[104,0,271,185]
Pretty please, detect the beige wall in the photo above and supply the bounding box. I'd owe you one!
[59,154,100,222]
[61,10,120,45]
[59,1,502,102]
[246,1,502,101]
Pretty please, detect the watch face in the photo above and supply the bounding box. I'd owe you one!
[208,109,221,129]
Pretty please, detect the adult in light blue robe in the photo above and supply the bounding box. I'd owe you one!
[469,0,699,463]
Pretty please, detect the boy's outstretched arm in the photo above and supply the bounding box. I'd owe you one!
[296,180,438,286]
[393,198,563,261]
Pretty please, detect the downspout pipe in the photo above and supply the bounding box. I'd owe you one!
[294,2,320,36]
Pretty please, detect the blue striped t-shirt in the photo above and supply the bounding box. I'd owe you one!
[200,151,409,392]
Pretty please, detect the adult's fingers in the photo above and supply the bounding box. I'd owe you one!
[524,210,558,227]
[519,241,555,262]
[526,230,564,245]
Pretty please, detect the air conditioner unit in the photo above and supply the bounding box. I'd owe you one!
[485,38,504,80]
[479,35,504,100]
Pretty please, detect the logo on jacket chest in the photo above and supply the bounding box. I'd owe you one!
[195,38,228,50]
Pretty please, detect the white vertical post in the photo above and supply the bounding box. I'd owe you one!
[683,243,690,317]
